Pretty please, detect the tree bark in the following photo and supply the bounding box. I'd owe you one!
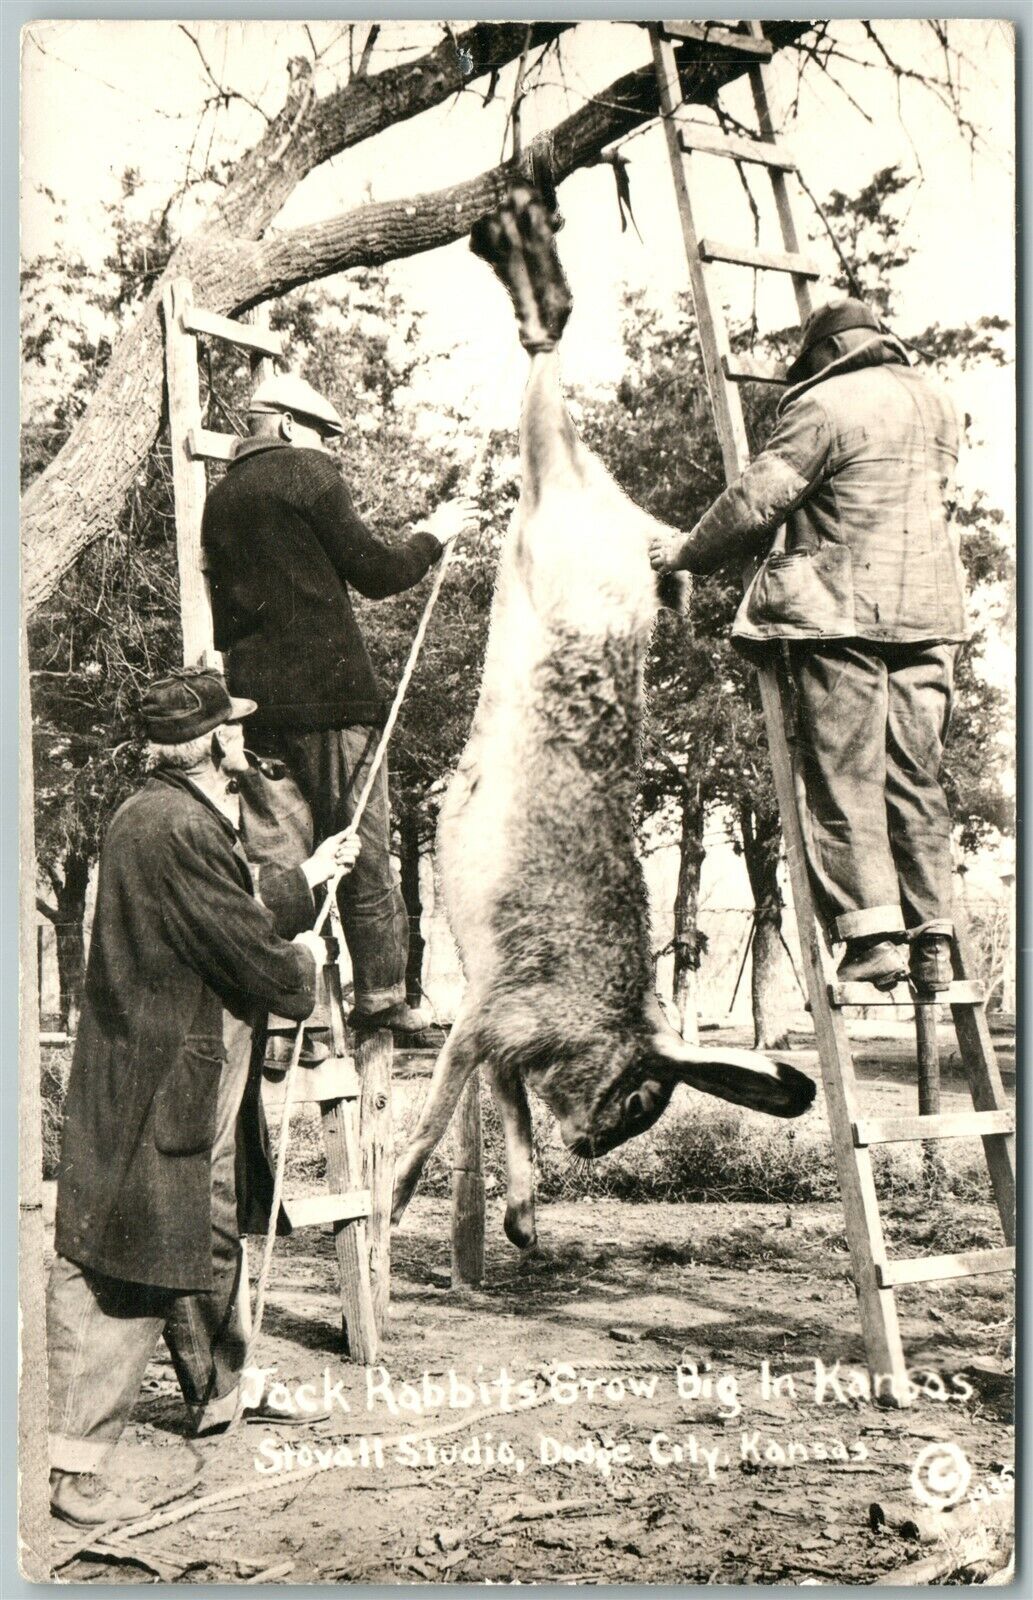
[21,23,810,613]
[672,789,705,1046]
[398,808,426,1009]
[739,801,790,1051]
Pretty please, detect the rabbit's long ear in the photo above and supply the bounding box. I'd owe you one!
[648,1011,816,1120]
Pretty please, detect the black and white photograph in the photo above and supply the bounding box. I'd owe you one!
[17,15,1016,1585]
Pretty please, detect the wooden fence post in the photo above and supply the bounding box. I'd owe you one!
[916,1003,946,1189]
[451,1076,485,1287]
[358,1028,393,1335]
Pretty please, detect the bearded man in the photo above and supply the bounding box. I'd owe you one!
[48,668,360,1526]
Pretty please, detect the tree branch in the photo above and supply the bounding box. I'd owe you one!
[212,22,572,240]
[178,25,272,125]
[21,23,811,614]
[355,23,380,79]
[209,41,810,306]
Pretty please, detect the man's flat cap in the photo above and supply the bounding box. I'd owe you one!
[786,297,883,384]
[141,668,256,744]
[248,373,345,436]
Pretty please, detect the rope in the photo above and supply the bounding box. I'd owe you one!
[224,440,492,1434]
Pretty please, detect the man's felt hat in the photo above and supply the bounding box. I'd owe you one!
[141,668,256,744]
[786,297,883,384]
[248,373,345,436]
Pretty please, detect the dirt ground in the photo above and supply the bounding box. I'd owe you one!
[47,1037,1014,1587]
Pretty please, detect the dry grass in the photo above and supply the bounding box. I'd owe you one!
[283,1075,993,1209]
[39,1043,996,1209]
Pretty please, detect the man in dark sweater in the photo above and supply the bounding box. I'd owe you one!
[202,374,470,1033]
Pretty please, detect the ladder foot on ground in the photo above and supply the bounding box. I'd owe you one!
[649,20,1015,1406]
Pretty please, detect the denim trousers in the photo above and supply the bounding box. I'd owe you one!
[47,1016,253,1471]
[787,640,958,943]
[241,725,408,1016]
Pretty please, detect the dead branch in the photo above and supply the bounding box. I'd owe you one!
[22,23,812,612]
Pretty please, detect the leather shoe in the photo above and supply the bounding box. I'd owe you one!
[351,1002,431,1038]
[194,1396,332,1438]
[837,936,908,991]
[910,934,953,994]
[50,1470,150,1528]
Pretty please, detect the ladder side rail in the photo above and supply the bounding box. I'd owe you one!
[950,928,1017,1244]
[744,44,908,1386]
[754,663,908,1392]
[163,279,219,667]
[650,29,750,478]
[322,936,380,1362]
[746,26,813,325]
[244,302,278,388]
[650,25,910,1400]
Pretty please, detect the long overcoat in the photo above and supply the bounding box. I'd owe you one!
[55,768,318,1292]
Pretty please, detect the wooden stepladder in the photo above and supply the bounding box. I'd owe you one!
[161,278,388,1360]
[649,22,1015,1403]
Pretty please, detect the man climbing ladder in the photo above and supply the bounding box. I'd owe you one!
[646,19,1014,1406]
[650,296,967,995]
[202,372,476,1037]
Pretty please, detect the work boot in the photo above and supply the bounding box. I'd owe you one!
[350,1002,431,1040]
[50,1470,150,1528]
[837,935,908,991]
[910,934,954,995]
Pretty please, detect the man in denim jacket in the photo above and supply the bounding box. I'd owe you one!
[651,299,968,993]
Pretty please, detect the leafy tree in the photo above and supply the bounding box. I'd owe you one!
[24,201,503,1021]
[25,187,180,1028]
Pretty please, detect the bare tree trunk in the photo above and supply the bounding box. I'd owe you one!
[21,24,809,613]
[672,791,705,1046]
[37,850,91,1035]
[54,852,89,1034]
[398,809,426,1009]
[739,802,790,1051]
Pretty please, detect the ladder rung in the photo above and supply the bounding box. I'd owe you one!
[187,427,239,463]
[262,1055,360,1106]
[876,1246,1014,1289]
[660,21,773,59]
[723,353,787,385]
[853,1109,1014,1147]
[699,238,821,279]
[180,305,284,358]
[284,1190,371,1229]
[829,979,984,1008]
[678,121,795,170]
